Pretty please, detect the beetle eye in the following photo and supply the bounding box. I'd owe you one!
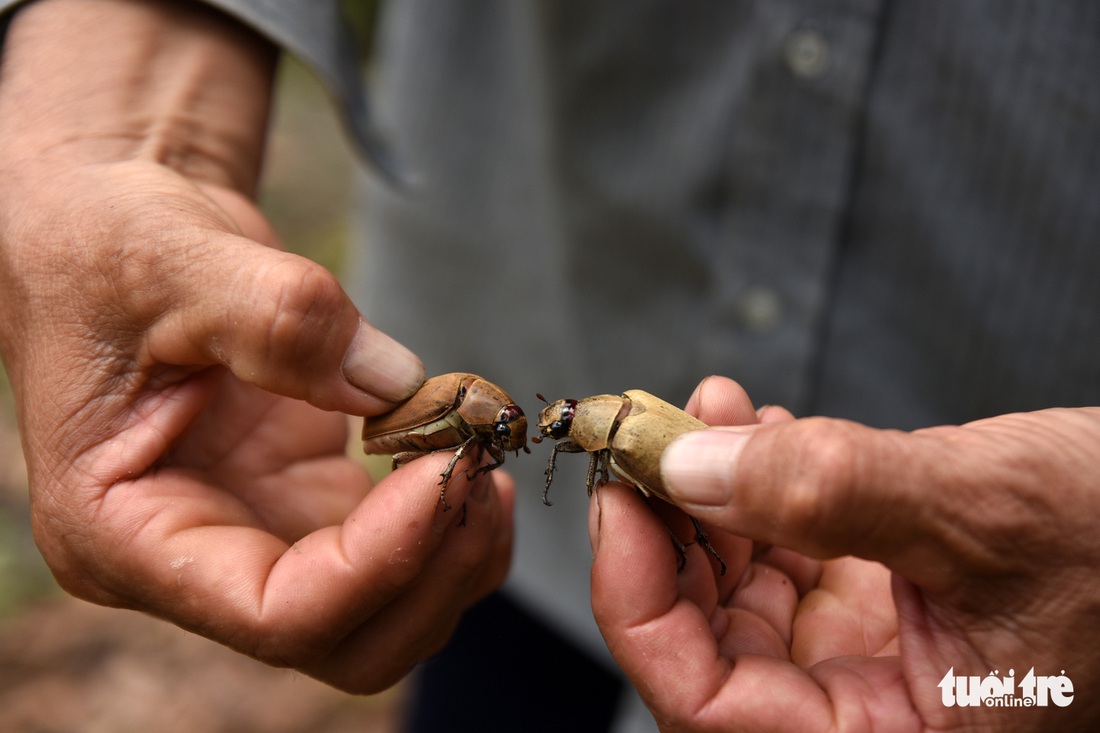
[548,420,567,436]
[545,400,575,439]
[494,405,523,434]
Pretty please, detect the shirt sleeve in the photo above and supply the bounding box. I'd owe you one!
[0,0,392,175]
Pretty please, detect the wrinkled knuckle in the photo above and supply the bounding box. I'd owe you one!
[258,258,349,361]
[268,259,345,329]
[783,418,861,539]
[284,258,347,314]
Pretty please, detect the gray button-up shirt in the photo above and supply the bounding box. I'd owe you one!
[7,0,1098,726]
[341,4,1100,679]
[341,0,1100,425]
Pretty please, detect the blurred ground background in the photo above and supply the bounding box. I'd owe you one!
[0,49,407,732]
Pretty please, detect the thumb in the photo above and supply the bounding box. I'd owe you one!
[147,235,424,414]
[660,417,1010,592]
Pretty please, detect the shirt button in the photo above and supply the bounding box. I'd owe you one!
[735,287,784,333]
[783,29,830,79]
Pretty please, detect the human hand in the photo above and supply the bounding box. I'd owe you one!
[590,376,1100,731]
[0,0,513,692]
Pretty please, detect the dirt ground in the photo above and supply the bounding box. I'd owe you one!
[0,600,404,733]
[0,57,407,732]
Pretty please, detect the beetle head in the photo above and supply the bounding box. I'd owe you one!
[536,399,577,441]
[492,404,530,453]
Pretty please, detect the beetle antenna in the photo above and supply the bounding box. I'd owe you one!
[536,392,548,404]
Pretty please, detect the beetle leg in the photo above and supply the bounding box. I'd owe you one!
[467,442,505,479]
[542,443,565,506]
[542,440,586,506]
[438,435,480,511]
[584,450,612,496]
[391,451,429,469]
[669,532,689,572]
[596,451,611,491]
[584,453,599,495]
[636,491,727,576]
[690,517,727,576]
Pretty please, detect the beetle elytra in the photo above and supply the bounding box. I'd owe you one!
[362,372,529,510]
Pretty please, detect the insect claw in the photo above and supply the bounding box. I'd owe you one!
[438,458,458,510]
[669,534,688,572]
[690,517,727,576]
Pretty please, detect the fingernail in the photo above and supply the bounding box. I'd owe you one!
[342,320,425,402]
[683,376,714,416]
[661,428,752,508]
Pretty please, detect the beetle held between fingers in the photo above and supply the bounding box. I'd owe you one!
[362,372,528,511]
[535,389,727,575]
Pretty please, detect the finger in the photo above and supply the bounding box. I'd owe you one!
[589,483,683,624]
[591,484,831,728]
[726,561,799,649]
[684,375,759,426]
[660,415,1048,593]
[758,404,797,423]
[590,484,725,709]
[641,496,752,594]
[146,234,423,414]
[660,419,937,582]
[639,501,793,653]
[304,469,516,692]
[791,557,897,667]
[754,545,823,597]
[590,486,787,666]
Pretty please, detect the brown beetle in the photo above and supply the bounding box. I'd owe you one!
[534,390,725,574]
[362,372,529,510]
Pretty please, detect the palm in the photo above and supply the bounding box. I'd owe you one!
[595,490,922,731]
[155,367,370,542]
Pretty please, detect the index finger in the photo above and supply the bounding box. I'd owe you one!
[590,484,834,730]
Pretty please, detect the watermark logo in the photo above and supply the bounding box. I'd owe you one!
[939,668,1074,708]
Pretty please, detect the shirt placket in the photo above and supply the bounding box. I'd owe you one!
[701,0,886,412]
